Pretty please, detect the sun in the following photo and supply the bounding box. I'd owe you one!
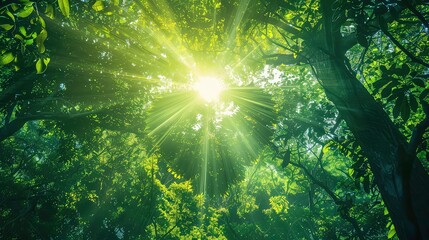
[193,76,225,103]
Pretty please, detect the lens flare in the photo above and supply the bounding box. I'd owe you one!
[193,76,225,103]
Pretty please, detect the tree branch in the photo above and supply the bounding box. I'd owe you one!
[289,159,365,240]
[263,16,302,37]
[264,54,303,65]
[380,24,429,68]
[0,110,101,142]
[408,101,429,154]
[401,0,429,29]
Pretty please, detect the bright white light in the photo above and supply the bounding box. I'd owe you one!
[193,76,225,103]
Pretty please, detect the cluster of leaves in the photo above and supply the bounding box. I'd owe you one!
[1,0,428,239]
[0,1,49,73]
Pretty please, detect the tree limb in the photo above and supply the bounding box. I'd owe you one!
[289,158,365,240]
[0,110,101,142]
[263,16,302,37]
[380,23,429,68]
[401,0,429,29]
[408,100,429,154]
[264,53,303,65]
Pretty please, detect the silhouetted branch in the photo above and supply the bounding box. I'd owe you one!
[380,24,429,68]
[409,101,429,154]
[0,110,101,142]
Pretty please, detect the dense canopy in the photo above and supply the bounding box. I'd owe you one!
[1,0,428,239]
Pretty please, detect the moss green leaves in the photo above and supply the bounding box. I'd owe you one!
[45,4,55,19]
[0,10,15,30]
[36,29,47,53]
[58,0,70,17]
[16,4,34,18]
[35,57,50,74]
[0,52,14,65]
[92,1,104,12]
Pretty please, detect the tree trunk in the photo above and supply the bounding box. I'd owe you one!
[309,50,429,239]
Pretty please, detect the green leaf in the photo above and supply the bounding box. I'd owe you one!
[409,95,418,112]
[384,208,389,215]
[400,98,410,122]
[393,95,403,118]
[36,29,48,53]
[35,57,50,74]
[43,57,51,66]
[375,5,388,15]
[357,33,368,48]
[14,34,24,41]
[379,17,388,32]
[6,10,15,22]
[36,58,43,73]
[0,24,14,31]
[386,222,392,228]
[322,143,331,154]
[17,5,34,18]
[412,78,425,88]
[24,38,34,45]
[92,1,104,12]
[19,26,27,37]
[58,0,70,17]
[387,225,396,239]
[399,63,410,76]
[380,82,392,98]
[38,16,46,28]
[363,175,370,193]
[420,89,429,100]
[0,52,14,65]
[373,78,390,91]
[45,4,55,19]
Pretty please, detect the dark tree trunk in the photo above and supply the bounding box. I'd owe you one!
[309,50,429,239]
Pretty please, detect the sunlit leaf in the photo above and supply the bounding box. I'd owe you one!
[14,34,24,41]
[19,26,27,37]
[35,57,50,74]
[38,16,46,28]
[24,38,34,45]
[0,52,14,65]
[17,4,34,18]
[92,1,104,12]
[58,0,70,17]
[269,196,289,214]
[36,58,43,73]
[43,57,51,66]
[45,4,55,19]
[0,24,14,31]
[36,29,48,53]
[387,225,396,239]
[6,10,15,22]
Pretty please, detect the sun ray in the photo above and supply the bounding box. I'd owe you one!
[193,76,226,103]
[226,0,252,50]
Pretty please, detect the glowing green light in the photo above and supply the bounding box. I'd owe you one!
[193,76,225,103]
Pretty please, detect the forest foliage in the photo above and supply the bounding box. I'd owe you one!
[1,0,428,239]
